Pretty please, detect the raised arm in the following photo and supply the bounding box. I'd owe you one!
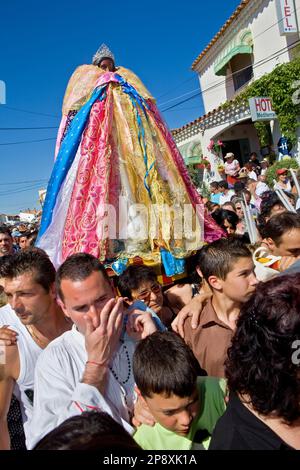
[171,292,212,338]
[0,345,19,449]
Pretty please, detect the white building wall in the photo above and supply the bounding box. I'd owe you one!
[251,0,292,80]
[198,65,227,115]
[175,0,300,179]
[196,0,297,114]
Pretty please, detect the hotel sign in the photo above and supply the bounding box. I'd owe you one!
[249,97,277,121]
[276,0,298,35]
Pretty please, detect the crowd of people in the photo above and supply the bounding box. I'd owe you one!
[0,44,300,452]
[0,172,300,450]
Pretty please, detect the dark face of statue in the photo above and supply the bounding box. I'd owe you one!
[99,58,115,72]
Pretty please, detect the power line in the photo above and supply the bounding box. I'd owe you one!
[1,5,298,127]
[165,105,205,113]
[2,106,60,119]
[156,76,197,101]
[161,39,300,112]
[0,127,58,131]
[0,184,45,197]
[0,179,47,186]
[162,39,300,110]
[159,88,201,108]
[0,137,56,146]
[2,37,298,144]
[1,39,299,144]
[159,4,300,109]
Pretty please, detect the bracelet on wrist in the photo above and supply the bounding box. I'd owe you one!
[86,360,106,367]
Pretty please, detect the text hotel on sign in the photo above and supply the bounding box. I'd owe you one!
[249,97,277,122]
[276,0,299,35]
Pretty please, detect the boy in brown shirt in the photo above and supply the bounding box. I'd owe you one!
[182,238,258,377]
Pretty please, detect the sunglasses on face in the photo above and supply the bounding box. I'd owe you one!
[135,283,162,302]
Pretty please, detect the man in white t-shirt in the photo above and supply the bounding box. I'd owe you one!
[0,249,70,449]
[27,253,157,449]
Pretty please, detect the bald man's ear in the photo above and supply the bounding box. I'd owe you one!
[56,297,70,318]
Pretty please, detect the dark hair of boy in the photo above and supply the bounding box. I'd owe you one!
[196,237,252,284]
[210,181,219,190]
[218,181,228,190]
[34,411,140,450]
[133,331,205,399]
[261,212,300,245]
[56,252,110,301]
[117,265,157,300]
[2,248,55,292]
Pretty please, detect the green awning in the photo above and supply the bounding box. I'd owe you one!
[214,29,253,76]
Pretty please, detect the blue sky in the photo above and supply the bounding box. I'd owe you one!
[0,0,239,213]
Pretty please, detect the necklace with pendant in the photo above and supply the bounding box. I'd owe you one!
[26,325,49,349]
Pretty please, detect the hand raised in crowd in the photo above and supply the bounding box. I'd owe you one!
[84,297,124,365]
[0,326,18,346]
[132,392,156,428]
[171,292,212,338]
[126,311,157,342]
[82,297,124,394]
